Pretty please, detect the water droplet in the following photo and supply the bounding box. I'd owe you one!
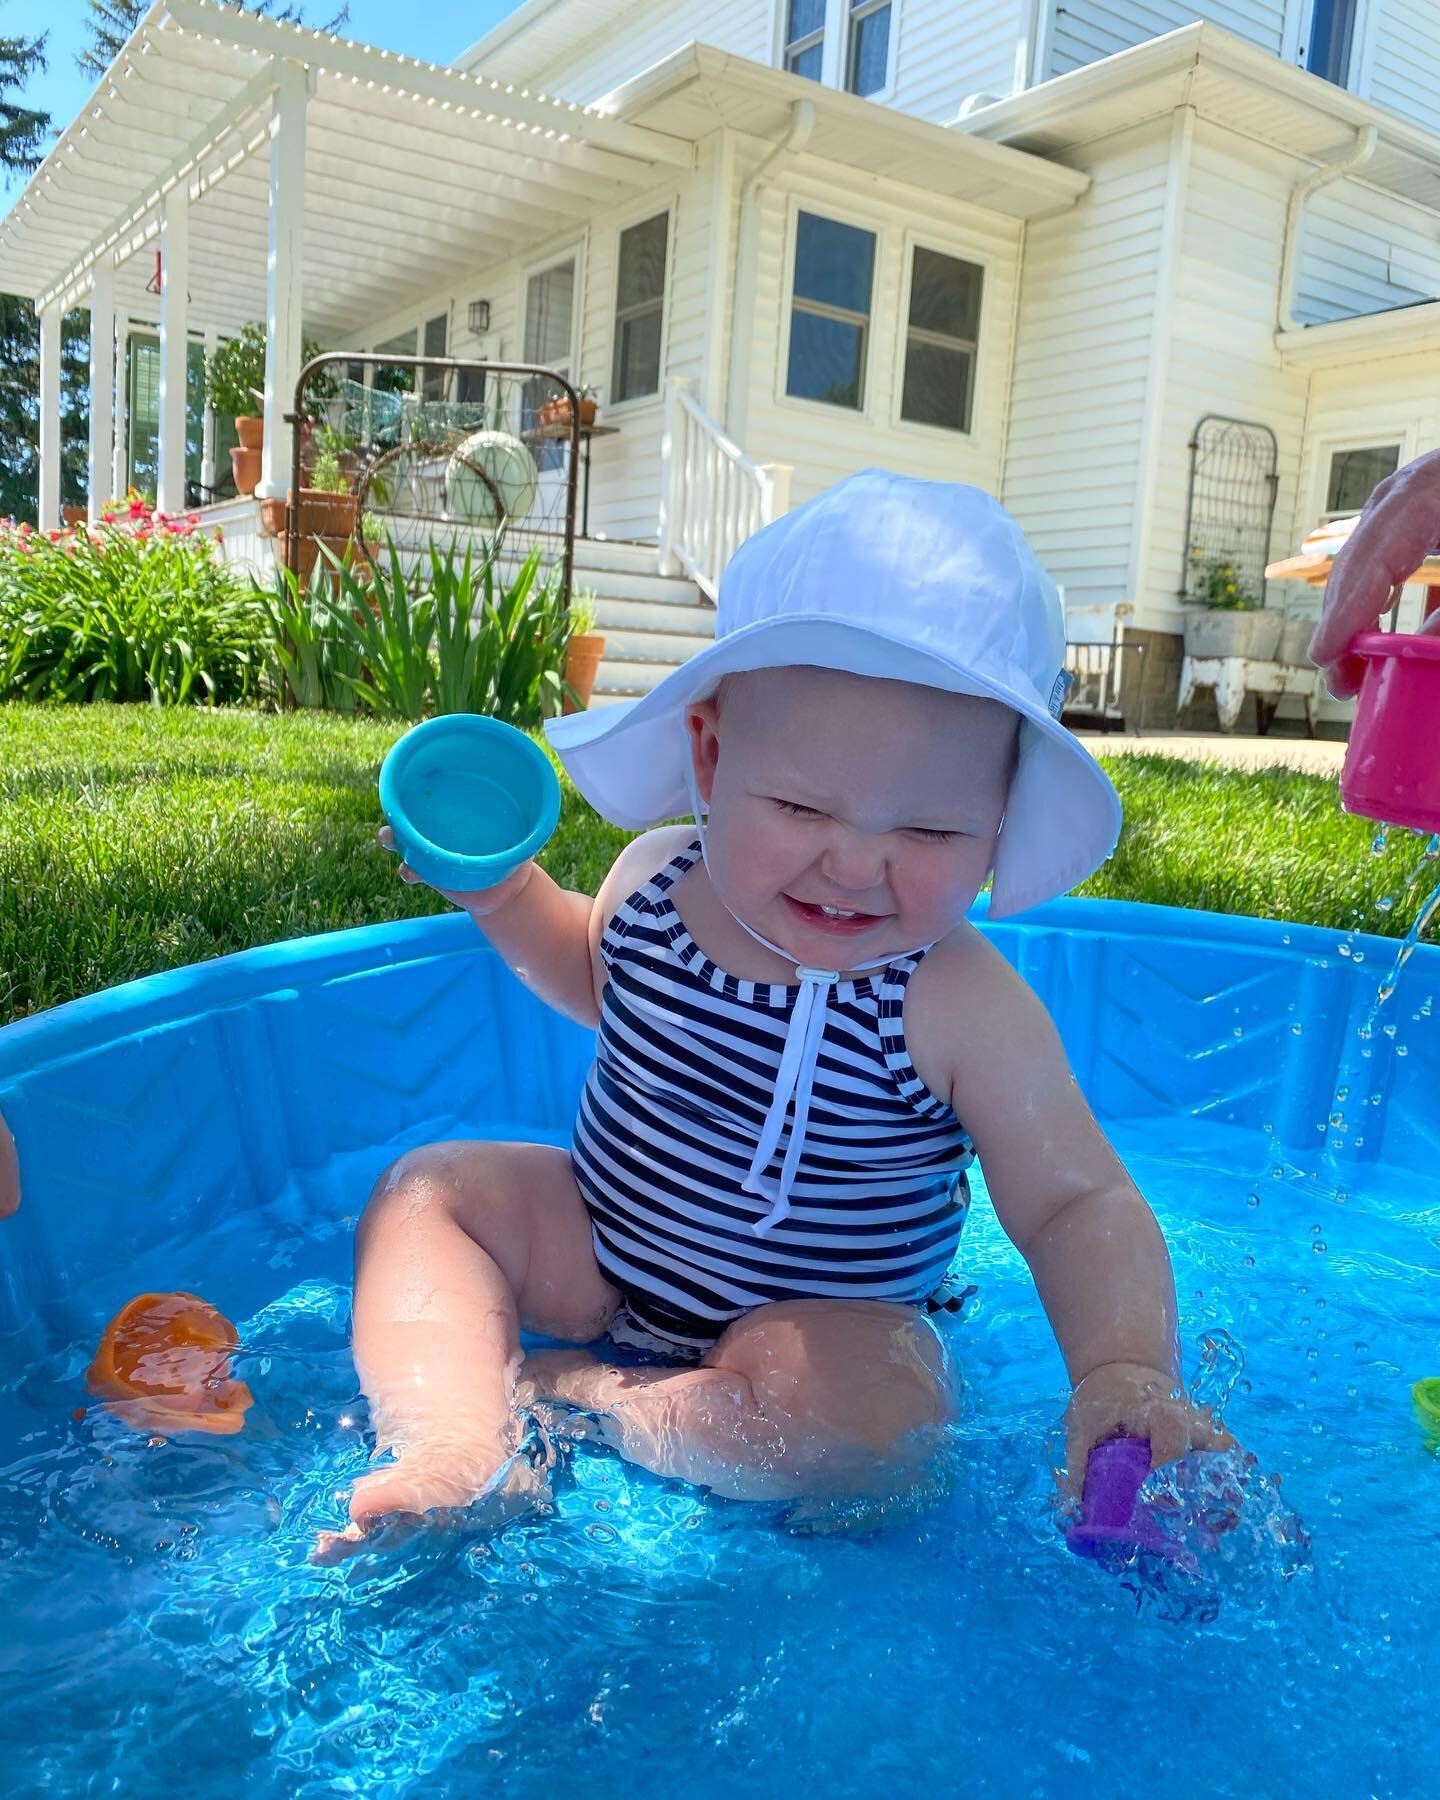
[1290,1022,1303,1036]
[1233,1026,1243,1038]
[1338,942,1352,957]
[1312,1240,1327,1254]
[1354,1135,1365,1147]
[1352,950,1365,965]
[1242,1254,1256,1268]
[1376,895,1395,913]
[1246,1192,1261,1208]
[1383,1023,1398,1039]
[1372,829,1389,855]
[1329,1111,1345,1128]
[1336,1085,1350,1101]
[1281,933,1291,945]
[1396,1044,1408,1057]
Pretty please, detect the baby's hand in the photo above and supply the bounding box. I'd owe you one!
[377,825,535,916]
[1060,1361,1236,1499]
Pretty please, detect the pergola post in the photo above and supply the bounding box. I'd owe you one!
[37,301,61,530]
[259,60,307,501]
[157,188,190,515]
[201,326,218,499]
[87,263,115,523]
[112,316,129,502]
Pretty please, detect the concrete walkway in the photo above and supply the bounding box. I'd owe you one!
[1072,730,1346,776]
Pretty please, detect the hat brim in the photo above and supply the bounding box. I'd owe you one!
[544,616,1120,917]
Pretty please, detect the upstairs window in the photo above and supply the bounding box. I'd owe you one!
[899,246,983,433]
[611,211,669,404]
[1302,0,1359,87]
[846,0,892,97]
[781,0,894,98]
[786,210,875,410]
[784,0,825,81]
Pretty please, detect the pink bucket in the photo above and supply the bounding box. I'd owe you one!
[1340,631,1440,832]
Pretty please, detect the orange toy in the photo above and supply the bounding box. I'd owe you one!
[86,1291,253,1436]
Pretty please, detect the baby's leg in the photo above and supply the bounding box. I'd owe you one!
[522,1298,957,1506]
[316,1140,619,1558]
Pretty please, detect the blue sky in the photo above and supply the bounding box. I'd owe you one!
[11,0,521,196]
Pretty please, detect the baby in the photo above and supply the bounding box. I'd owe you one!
[316,470,1231,1559]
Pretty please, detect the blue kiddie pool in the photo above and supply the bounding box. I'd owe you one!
[0,882,1437,1796]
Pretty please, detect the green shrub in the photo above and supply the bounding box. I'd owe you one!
[256,532,577,726]
[0,503,265,706]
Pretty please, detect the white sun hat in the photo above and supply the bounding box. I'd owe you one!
[544,467,1121,919]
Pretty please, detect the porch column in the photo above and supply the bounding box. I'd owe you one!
[112,318,129,501]
[201,326,218,498]
[157,188,191,516]
[87,263,116,523]
[37,301,61,530]
[259,60,307,501]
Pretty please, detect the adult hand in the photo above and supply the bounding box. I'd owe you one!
[1309,448,1440,699]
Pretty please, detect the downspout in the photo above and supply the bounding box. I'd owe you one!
[1277,125,1378,333]
[724,97,816,444]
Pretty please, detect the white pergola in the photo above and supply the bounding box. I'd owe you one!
[0,0,692,524]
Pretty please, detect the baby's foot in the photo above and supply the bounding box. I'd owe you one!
[311,1439,548,1565]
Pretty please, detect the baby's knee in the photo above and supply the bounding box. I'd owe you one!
[358,1141,525,1250]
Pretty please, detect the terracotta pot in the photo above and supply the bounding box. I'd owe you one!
[540,396,598,429]
[261,490,358,542]
[235,416,264,451]
[62,505,87,528]
[231,445,261,497]
[563,631,606,714]
[276,531,356,590]
[257,496,286,539]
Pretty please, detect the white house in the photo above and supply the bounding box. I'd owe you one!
[5,0,1439,721]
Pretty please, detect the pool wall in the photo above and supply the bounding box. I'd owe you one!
[0,898,1435,1340]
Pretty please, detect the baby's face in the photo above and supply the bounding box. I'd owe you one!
[687,666,1019,968]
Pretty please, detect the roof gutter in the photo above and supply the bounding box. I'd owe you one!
[1276,124,1378,334]
[724,97,816,441]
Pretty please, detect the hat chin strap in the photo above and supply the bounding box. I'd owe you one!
[681,752,932,1235]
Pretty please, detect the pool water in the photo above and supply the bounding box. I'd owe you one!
[3,1111,1436,1798]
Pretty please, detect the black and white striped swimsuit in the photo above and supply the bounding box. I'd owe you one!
[570,840,975,1351]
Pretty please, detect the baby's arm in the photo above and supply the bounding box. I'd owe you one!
[921,933,1232,1485]
[382,822,693,1026]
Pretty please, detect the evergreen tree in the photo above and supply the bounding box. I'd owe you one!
[0,9,87,525]
[77,0,351,78]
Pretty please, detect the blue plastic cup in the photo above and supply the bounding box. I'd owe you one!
[378,715,561,894]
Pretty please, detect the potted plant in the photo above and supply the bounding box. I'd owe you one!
[269,425,361,586]
[562,592,605,714]
[1183,550,1277,658]
[207,326,336,497]
[539,383,599,430]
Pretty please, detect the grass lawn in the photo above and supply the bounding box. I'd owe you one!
[0,703,1412,1025]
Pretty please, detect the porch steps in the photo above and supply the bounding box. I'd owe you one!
[567,540,715,706]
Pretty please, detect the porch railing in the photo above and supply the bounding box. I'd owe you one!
[658,376,791,601]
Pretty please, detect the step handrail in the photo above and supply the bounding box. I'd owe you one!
[657,376,791,601]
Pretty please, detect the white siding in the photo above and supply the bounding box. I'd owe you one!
[353,143,720,542]
[1361,0,1440,133]
[889,0,1029,117]
[1141,123,1310,631]
[1047,0,1287,76]
[1000,122,1171,613]
[1293,181,1440,322]
[1280,351,1440,639]
[735,155,1022,509]
[510,1,772,105]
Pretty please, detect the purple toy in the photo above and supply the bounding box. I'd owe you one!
[1064,1435,1197,1573]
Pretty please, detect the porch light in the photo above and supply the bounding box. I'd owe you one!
[468,299,491,334]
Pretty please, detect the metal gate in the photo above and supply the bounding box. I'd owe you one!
[1179,416,1280,612]
[284,351,582,604]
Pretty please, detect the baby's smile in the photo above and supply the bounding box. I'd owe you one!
[782,893,891,938]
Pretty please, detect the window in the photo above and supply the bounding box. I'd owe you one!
[1303,0,1359,87]
[786,210,875,410]
[899,246,982,433]
[523,255,577,467]
[421,311,448,403]
[611,212,668,404]
[373,327,417,395]
[1324,444,1401,520]
[845,0,891,97]
[783,0,825,80]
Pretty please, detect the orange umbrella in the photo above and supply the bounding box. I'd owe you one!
[86,1292,253,1436]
